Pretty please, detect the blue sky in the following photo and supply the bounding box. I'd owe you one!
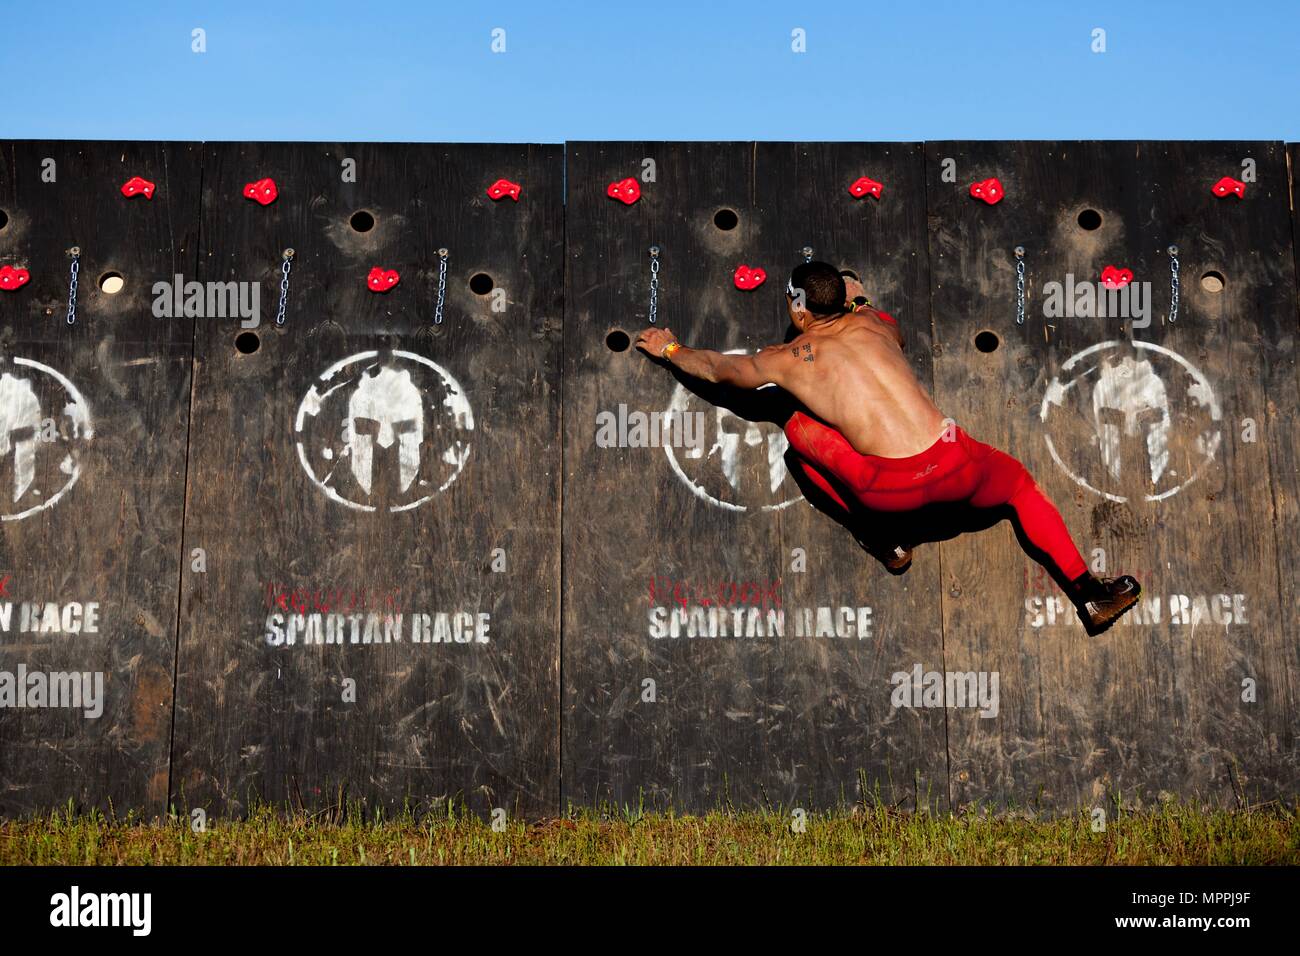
[2,0,1298,141]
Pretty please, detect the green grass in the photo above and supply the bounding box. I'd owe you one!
[2,798,1297,865]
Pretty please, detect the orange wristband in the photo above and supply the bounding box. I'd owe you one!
[662,342,681,360]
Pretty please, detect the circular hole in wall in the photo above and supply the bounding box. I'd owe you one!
[1200,270,1225,293]
[713,208,739,231]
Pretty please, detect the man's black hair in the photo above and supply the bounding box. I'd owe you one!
[788,261,847,317]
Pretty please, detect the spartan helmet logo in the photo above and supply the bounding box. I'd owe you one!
[296,351,473,513]
[345,367,424,495]
[0,373,41,503]
[714,406,789,496]
[1041,340,1221,504]
[0,358,91,522]
[1092,355,1171,484]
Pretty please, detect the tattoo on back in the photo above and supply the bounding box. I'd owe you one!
[789,343,814,363]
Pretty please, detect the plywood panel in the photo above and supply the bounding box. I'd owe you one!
[562,142,946,812]
[0,141,199,816]
[170,144,563,818]
[926,141,1299,811]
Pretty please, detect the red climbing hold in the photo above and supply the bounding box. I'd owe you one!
[970,178,1004,204]
[607,177,641,205]
[366,267,400,292]
[0,264,30,291]
[733,265,767,290]
[848,176,883,199]
[487,178,521,201]
[1100,265,1133,289]
[121,176,155,200]
[243,177,279,205]
[1211,176,1246,198]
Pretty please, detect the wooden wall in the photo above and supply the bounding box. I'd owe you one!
[0,140,1296,818]
[925,142,1299,811]
[0,142,200,815]
[169,144,564,818]
[562,142,945,811]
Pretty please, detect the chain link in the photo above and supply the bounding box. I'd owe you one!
[434,248,449,324]
[648,246,660,325]
[802,246,813,263]
[1014,246,1026,325]
[275,248,294,327]
[1167,244,1180,324]
[65,247,80,326]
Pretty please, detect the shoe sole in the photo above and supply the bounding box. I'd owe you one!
[1083,588,1142,636]
[883,549,913,574]
[854,540,913,575]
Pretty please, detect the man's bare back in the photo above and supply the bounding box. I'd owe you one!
[762,310,950,458]
[636,307,950,459]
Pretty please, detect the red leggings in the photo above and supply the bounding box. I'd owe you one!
[785,411,1088,581]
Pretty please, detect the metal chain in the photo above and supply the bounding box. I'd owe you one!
[648,246,660,324]
[802,246,813,263]
[1167,244,1180,324]
[1014,245,1026,325]
[434,248,449,324]
[275,248,294,327]
[65,247,80,326]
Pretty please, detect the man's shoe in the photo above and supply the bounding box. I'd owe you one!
[881,545,913,573]
[856,536,912,573]
[1076,575,1142,635]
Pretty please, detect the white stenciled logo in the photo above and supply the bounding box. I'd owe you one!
[1040,340,1221,503]
[295,351,473,512]
[0,358,92,521]
[663,350,803,513]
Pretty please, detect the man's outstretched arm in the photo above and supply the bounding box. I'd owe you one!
[635,326,789,389]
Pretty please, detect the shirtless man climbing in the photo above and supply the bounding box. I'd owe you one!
[635,260,1141,635]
